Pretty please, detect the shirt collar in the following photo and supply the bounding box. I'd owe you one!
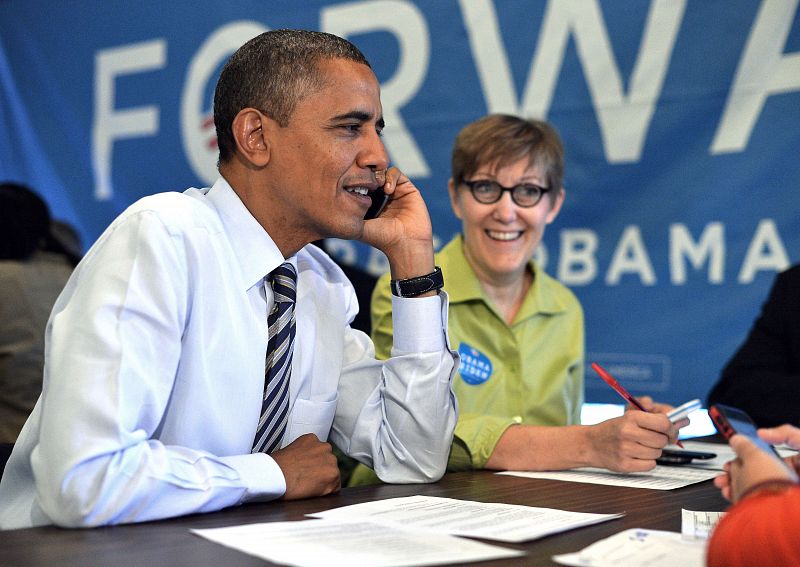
[439,233,567,318]
[204,177,292,290]
[437,234,484,303]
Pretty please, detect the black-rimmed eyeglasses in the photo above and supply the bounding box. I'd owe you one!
[461,179,550,207]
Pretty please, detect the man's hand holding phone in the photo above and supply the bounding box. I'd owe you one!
[360,166,436,282]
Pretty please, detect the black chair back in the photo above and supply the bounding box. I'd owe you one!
[0,443,14,477]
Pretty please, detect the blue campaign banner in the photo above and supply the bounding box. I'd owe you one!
[1,1,798,405]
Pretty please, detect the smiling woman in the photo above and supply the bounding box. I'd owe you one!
[348,114,686,486]
[446,121,565,323]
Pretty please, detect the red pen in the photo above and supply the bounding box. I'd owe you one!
[591,362,684,448]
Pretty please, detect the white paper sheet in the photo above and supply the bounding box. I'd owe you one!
[681,509,725,540]
[498,463,719,490]
[677,440,798,470]
[309,495,623,543]
[552,528,706,567]
[192,518,524,567]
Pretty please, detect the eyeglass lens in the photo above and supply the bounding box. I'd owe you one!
[466,180,546,207]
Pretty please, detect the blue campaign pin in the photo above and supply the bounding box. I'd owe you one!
[457,343,493,385]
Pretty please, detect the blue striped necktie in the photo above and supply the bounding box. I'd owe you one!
[252,262,297,454]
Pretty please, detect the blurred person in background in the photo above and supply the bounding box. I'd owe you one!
[0,182,79,444]
[708,424,800,566]
[707,264,800,427]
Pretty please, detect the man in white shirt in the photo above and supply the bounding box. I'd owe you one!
[0,29,458,529]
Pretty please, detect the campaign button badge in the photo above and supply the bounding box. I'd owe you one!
[457,343,493,385]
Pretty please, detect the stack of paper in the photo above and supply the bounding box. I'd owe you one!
[309,495,624,543]
[680,509,725,540]
[498,465,719,490]
[552,528,707,567]
[193,518,523,567]
[552,509,726,566]
[500,441,797,489]
[193,495,624,567]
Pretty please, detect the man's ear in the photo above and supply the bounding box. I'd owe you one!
[231,108,271,167]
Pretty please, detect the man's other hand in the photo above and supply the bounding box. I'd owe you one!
[271,433,341,499]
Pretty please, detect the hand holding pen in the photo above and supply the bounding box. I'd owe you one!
[591,362,690,448]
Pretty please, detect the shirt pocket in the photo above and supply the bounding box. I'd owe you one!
[285,397,338,443]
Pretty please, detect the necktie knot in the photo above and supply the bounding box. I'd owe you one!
[268,262,297,305]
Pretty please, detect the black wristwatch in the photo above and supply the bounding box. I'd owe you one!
[390,266,444,297]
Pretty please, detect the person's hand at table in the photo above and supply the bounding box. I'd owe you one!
[588,410,682,473]
[713,431,799,503]
[627,396,691,432]
[758,424,800,475]
[626,395,691,437]
[271,433,341,500]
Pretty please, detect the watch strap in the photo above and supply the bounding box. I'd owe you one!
[390,266,444,297]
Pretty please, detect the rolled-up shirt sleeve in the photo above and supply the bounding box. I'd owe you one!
[331,292,458,483]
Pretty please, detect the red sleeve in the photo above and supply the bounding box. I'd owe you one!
[707,485,800,567]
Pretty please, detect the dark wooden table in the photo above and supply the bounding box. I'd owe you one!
[1,469,728,566]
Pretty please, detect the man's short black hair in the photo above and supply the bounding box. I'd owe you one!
[214,29,371,164]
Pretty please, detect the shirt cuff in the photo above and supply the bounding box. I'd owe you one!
[220,453,287,503]
[390,291,446,353]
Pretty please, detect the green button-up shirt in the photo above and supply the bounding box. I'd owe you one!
[371,234,584,470]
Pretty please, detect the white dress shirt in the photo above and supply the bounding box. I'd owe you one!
[0,178,457,529]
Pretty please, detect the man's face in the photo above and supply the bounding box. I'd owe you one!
[262,58,389,248]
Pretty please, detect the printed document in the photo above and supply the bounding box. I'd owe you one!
[681,509,724,540]
[552,528,706,567]
[497,464,718,490]
[309,495,623,543]
[192,518,523,567]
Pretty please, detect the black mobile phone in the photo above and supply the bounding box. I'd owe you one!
[709,404,783,460]
[364,187,389,220]
[655,448,717,466]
